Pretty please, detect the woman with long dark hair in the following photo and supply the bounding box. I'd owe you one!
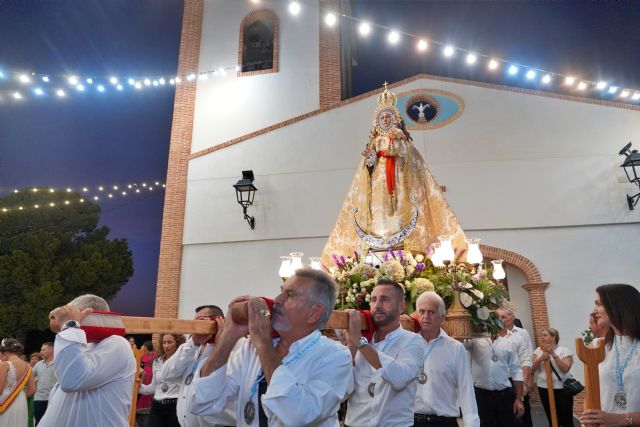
[580,284,640,426]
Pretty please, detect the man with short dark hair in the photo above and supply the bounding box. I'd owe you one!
[190,268,354,427]
[160,304,230,427]
[33,341,56,425]
[345,279,427,426]
[39,294,136,427]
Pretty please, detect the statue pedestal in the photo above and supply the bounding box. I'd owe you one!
[443,290,472,339]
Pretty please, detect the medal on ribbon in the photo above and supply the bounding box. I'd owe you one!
[185,373,193,385]
[161,383,169,393]
[367,382,375,397]
[615,390,627,409]
[418,370,427,384]
[244,400,256,424]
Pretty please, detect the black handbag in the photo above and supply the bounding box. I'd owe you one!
[550,361,584,397]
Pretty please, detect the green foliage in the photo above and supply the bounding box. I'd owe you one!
[0,189,134,339]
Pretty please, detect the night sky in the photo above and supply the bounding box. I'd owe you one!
[1,1,638,317]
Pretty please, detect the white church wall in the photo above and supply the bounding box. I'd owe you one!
[180,76,639,358]
[191,0,320,153]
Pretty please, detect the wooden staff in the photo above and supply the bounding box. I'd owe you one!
[544,359,559,427]
[129,346,144,427]
[575,338,605,411]
[122,304,416,334]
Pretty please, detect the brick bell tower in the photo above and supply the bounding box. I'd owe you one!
[155,0,350,320]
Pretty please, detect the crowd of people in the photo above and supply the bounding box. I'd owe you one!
[0,271,638,427]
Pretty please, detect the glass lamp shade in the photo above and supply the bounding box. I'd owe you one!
[466,238,483,264]
[430,244,445,267]
[438,235,455,263]
[279,256,292,278]
[491,260,506,280]
[309,257,322,270]
[289,252,304,273]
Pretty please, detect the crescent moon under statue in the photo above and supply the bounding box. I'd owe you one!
[353,207,419,249]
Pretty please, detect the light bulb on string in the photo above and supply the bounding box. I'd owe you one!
[288,1,301,15]
[596,81,607,90]
[358,22,371,36]
[526,70,536,79]
[443,45,455,57]
[564,76,576,85]
[417,39,428,52]
[387,30,400,44]
[324,12,337,26]
[488,59,499,70]
[542,74,552,84]
[508,65,518,75]
[465,53,477,65]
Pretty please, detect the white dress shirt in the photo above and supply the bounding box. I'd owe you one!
[599,336,640,413]
[466,336,523,390]
[139,356,181,400]
[533,346,573,389]
[504,326,533,368]
[160,337,233,427]
[414,329,480,427]
[38,328,136,427]
[346,326,427,427]
[190,330,354,427]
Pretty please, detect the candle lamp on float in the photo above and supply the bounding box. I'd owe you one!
[433,235,473,339]
[278,252,324,281]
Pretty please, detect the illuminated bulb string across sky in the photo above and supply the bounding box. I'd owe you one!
[1,0,639,104]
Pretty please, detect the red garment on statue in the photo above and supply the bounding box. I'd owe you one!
[136,351,157,410]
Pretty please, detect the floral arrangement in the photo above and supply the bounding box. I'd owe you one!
[329,249,509,334]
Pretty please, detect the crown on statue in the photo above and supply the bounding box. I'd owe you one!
[376,82,397,109]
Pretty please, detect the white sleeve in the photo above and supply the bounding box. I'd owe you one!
[189,339,246,420]
[378,334,426,391]
[160,339,197,380]
[454,343,480,427]
[54,331,132,393]
[262,344,354,426]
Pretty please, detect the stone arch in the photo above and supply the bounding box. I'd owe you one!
[237,9,279,76]
[480,244,550,345]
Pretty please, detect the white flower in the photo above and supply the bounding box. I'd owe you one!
[459,292,473,307]
[365,295,371,302]
[477,306,490,320]
[415,254,424,262]
[405,265,415,276]
[471,289,484,300]
[462,282,473,289]
[409,259,417,267]
[352,283,358,289]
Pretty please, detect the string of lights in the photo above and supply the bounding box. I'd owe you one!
[2,1,639,104]
[0,181,165,214]
[286,0,640,104]
[0,65,239,103]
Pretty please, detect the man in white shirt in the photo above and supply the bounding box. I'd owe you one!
[190,268,354,427]
[496,307,534,427]
[33,341,56,425]
[160,304,233,427]
[40,294,136,427]
[413,292,479,427]
[466,325,524,427]
[345,279,427,427]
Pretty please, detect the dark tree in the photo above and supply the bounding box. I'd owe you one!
[0,188,133,342]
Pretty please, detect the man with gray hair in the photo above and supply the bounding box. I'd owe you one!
[39,294,136,427]
[190,268,354,427]
[413,291,479,427]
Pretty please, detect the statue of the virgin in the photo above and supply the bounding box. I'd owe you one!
[321,84,467,262]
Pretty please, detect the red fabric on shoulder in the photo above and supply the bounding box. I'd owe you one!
[358,310,376,341]
[411,315,420,333]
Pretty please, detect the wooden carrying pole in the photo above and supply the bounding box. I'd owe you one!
[544,360,559,427]
[122,308,416,335]
[575,338,606,411]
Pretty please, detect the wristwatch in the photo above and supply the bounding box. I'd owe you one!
[357,336,368,348]
[61,320,81,332]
